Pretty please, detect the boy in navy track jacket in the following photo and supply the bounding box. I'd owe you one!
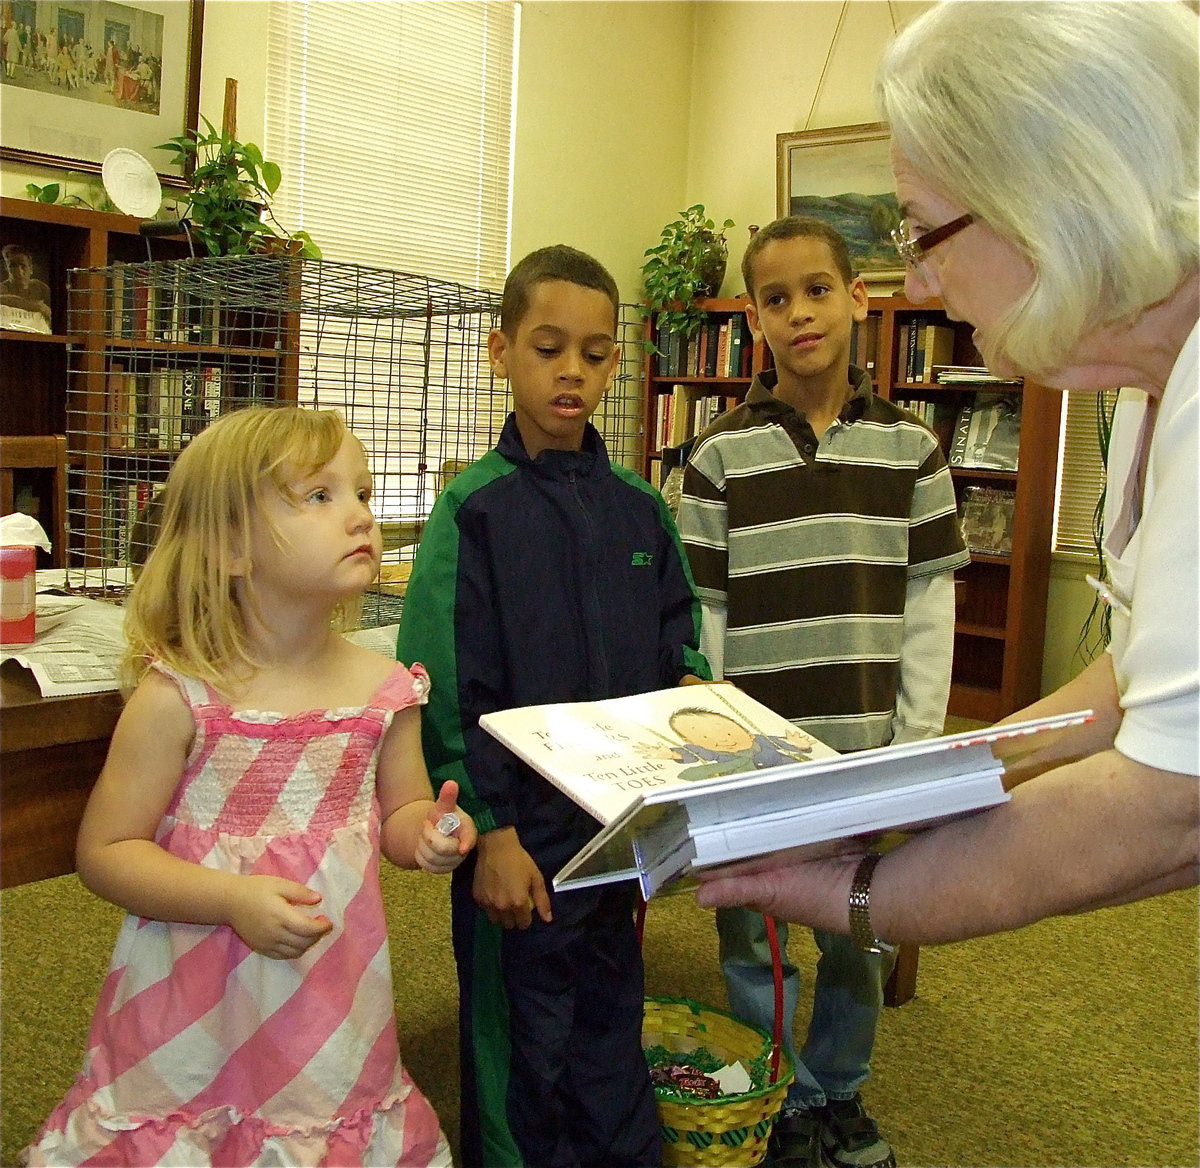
[397,244,710,1168]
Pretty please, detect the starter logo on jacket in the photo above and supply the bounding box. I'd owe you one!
[630,552,654,567]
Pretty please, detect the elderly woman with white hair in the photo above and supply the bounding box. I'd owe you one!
[697,0,1198,949]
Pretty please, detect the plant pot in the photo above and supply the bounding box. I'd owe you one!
[695,237,727,298]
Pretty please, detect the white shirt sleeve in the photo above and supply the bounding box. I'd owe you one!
[890,570,956,744]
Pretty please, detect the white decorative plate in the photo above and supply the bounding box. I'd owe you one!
[101,148,163,219]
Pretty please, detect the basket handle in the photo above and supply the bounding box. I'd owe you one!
[764,914,784,1085]
[635,898,785,1085]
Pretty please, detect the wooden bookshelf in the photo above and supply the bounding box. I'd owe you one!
[868,294,1061,721]
[1,198,194,565]
[641,298,771,485]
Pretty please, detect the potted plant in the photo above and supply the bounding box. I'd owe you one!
[157,116,320,258]
[640,204,734,346]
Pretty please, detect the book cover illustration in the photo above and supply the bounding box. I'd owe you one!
[478,682,839,825]
[0,240,52,333]
[949,392,1022,471]
[481,685,1093,899]
[960,485,1016,555]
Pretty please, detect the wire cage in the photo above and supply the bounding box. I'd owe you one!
[65,254,647,628]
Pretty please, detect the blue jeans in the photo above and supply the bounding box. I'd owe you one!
[716,906,895,1111]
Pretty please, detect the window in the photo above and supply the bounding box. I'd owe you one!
[1052,388,1119,558]
[265,0,517,288]
[261,0,519,577]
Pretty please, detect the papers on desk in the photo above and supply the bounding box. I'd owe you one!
[1,594,127,696]
[2,580,402,698]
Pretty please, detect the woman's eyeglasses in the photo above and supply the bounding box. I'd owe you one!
[890,213,974,272]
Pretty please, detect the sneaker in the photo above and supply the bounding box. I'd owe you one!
[818,1095,896,1168]
[766,1106,824,1168]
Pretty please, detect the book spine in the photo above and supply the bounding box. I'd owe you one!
[906,317,920,383]
[948,397,974,466]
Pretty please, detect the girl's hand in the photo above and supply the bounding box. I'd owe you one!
[226,875,334,960]
[415,779,478,874]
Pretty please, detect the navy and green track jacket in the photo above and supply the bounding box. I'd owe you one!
[396,414,711,879]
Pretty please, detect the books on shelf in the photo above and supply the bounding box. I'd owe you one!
[948,391,1022,471]
[932,365,1023,387]
[478,682,1093,898]
[107,264,222,345]
[104,361,247,451]
[896,318,956,383]
[653,313,752,380]
[655,384,728,453]
[960,484,1016,556]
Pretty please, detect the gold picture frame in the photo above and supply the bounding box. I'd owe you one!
[776,122,903,282]
[0,0,204,190]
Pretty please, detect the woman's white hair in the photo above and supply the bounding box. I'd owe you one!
[876,0,1199,377]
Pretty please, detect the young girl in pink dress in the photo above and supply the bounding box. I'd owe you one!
[25,406,475,1167]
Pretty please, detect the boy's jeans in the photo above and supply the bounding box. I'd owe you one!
[716,906,896,1110]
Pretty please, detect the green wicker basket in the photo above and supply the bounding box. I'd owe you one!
[643,995,794,1167]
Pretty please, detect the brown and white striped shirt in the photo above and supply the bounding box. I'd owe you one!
[678,366,969,752]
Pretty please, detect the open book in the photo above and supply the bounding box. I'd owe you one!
[479,683,1093,899]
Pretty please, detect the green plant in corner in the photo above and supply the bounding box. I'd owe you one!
[156,116,320,258]
[640,204,734,350]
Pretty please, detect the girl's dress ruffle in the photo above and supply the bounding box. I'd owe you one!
[24,1073,451,1167]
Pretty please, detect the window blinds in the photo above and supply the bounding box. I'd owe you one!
[1053,389,1119,558]
[265,0,517,289]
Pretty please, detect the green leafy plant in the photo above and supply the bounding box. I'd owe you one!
[157,116,320,258]
[641,204,734,347]
[25,176,116,213]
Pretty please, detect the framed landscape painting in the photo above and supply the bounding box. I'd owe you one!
[776,122,904,282]
[0,0,203,188]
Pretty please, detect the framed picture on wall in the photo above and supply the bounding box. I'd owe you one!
[0,0,203,189]
[776,122,903,282]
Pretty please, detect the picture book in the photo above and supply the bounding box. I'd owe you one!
[479,683,839,825]
[479,684,1093,899]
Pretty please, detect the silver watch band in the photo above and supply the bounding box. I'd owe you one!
[848,851,895,954]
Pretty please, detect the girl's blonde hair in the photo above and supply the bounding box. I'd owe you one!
[876,0,1199,378]
[122,406,364,692]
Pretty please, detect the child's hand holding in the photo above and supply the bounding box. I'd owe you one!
[226,875,334,960]
[416,780,477,874]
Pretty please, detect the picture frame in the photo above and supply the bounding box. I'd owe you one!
[776,122,904,282]
[0,0,204,191]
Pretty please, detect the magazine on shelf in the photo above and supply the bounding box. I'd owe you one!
[960,484,1016,555]
[932,365,1023,387]
[948,391,1022,471]
[479,683,1093,899]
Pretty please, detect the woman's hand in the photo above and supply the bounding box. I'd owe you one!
[225,875,333,960]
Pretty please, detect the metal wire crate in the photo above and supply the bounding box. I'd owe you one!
[65,254,647,629]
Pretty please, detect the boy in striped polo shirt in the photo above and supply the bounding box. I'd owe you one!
[677,217,968,1168]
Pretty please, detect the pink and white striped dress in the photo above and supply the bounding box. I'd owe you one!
[25,661,452,1168]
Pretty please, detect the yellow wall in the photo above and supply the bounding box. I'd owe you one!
[685,1,932,296]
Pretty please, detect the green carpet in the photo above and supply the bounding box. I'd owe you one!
[3,869,1197,1167]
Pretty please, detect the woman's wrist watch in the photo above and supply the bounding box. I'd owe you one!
[848,852,895,953]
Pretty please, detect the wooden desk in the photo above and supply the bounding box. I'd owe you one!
[1,662,121,888]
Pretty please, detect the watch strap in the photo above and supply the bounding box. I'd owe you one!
[848,851,895,954]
